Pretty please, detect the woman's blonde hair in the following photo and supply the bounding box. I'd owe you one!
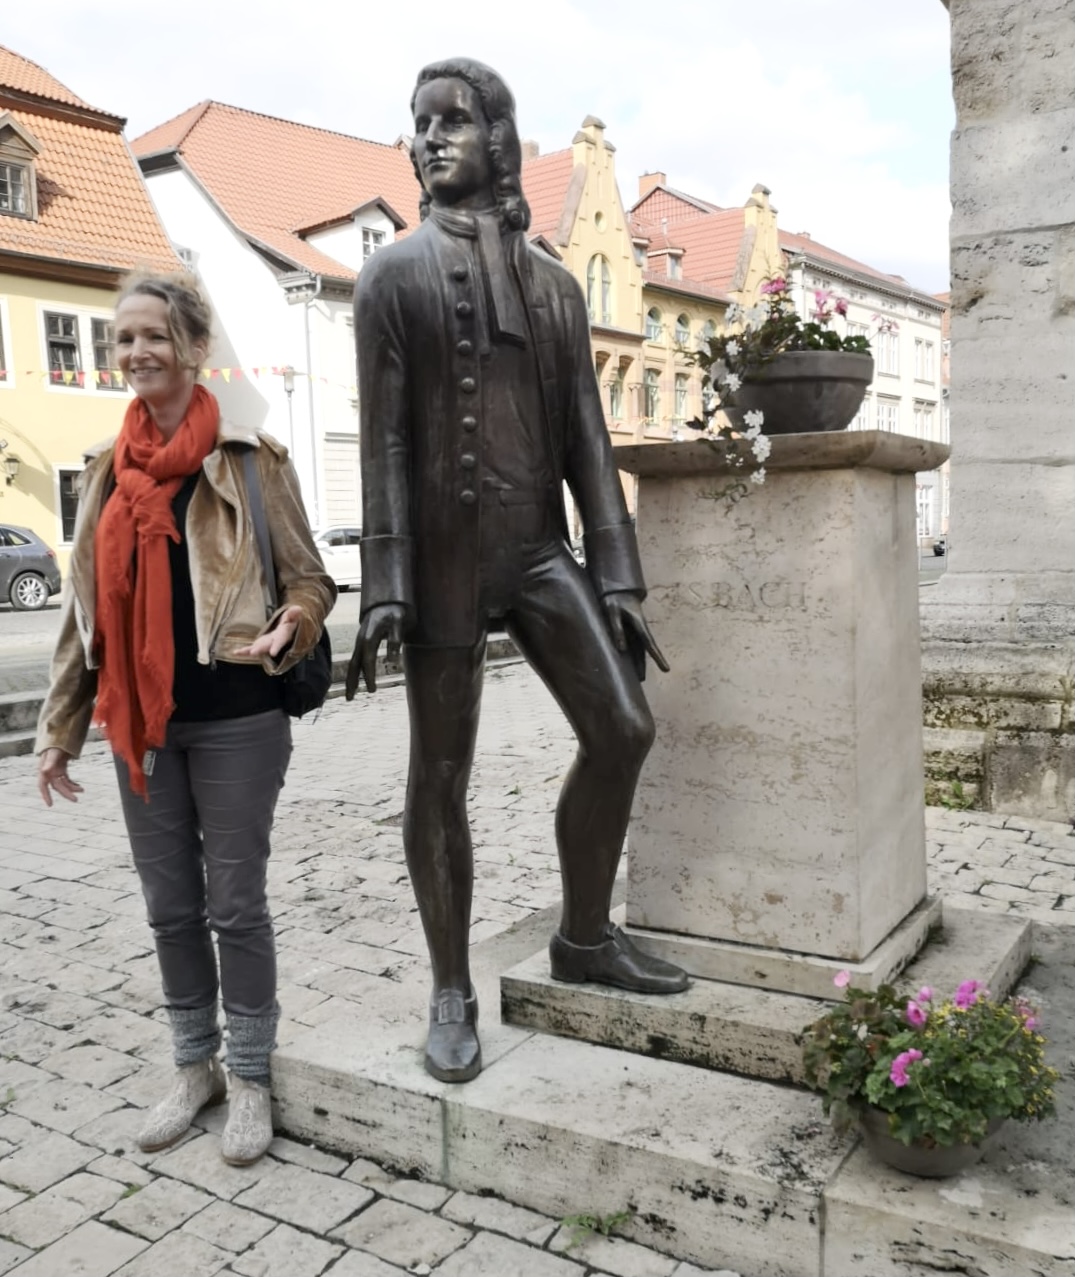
[116,271,213,371]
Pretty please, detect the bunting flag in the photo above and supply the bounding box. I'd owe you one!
[11,365,358,395]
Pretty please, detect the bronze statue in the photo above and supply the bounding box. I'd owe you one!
[347,57,688,1083]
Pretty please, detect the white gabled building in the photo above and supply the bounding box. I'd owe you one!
[781,232,948,542]
[132,102,416,530]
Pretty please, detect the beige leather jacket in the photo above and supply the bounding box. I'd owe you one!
[35,419,337,758]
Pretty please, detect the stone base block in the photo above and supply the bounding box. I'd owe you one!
[626,895,943,999]
[272,908,1071,1277]
[500,904,1031,1083]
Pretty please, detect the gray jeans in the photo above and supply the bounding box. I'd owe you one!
[116,710,292,1022]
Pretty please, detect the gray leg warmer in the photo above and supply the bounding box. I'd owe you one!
[168,1003,222,1068]
[225,1006,279,1084]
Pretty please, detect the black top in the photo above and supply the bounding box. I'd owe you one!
[169,474,283,721]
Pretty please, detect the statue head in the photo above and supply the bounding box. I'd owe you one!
[410,58,531,232]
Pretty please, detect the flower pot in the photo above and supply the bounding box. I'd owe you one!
[859,1107,1005,1178]
[732,351,874,435]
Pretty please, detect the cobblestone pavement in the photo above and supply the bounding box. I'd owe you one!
[1,661,1072,1277]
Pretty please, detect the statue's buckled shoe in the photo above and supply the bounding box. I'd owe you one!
[425,987,481,1083]
[549,924,690,994]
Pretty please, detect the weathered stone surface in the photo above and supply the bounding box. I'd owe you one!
[437,1232,583,1276]
[180,1199,275,1252]
[0,1128,96,1192]
[444,1035,844,1277]
[330,1198,471,1268]
[102,1176,215,1240]
[1,1220,146,1277]
[111,1231,231,1277]
[232,1161,374,1233]
[623,454,928,961]
[501,905,1030,1084]
[230,1222,344,1277]
[440,1189,559,1246]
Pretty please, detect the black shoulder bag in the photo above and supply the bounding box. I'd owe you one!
[242,449,333,718]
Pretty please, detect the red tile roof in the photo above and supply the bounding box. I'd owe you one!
[132,102,421,281]
[521,149,575,241]
[634,207,749,294]
[642,269,730,304]
[0,44,106,115]
[0,46,178,274]
[779,230,906,287]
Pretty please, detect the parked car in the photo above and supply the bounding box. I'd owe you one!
[312,525,362,590]
[0,524,62,610]
[933,537,948,557]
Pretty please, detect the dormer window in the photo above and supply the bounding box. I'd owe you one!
[362,228,385,259]
[0,162,30,217]
[0,114,42,221]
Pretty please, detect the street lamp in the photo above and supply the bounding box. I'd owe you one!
[2,454,20,485]
[281,365,296,454]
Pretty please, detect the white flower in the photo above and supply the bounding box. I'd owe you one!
[722,372,742,392]
[724,339,740,359]
[746,304,768,326]
[750,467,766,485]
[752,435,772,462]
[743,409,765,431]
[725,302,742,324]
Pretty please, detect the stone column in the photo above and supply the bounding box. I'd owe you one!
[615,433,949,984]
[925,0,1075,818]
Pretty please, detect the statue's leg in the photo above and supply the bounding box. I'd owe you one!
[507,553,687,994]
[402,640,486,1080]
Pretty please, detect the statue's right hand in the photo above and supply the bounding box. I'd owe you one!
[38,748,82,807]
[346,603,408,699]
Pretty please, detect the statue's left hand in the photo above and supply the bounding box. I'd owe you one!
[601,592,670,674]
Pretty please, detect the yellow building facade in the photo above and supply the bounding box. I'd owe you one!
[0,46,176,581]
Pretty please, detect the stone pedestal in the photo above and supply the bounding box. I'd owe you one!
[617,432,949,976]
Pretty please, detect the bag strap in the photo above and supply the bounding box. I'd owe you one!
[242,448,279,614]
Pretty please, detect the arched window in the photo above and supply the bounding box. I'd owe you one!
[644,368,660,421]
[645,307,662,341]
[587,255,613,324]
[675,314,691,346]
[609,365,625,418]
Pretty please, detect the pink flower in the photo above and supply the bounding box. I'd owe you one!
[916,986,934,1003]
[833,969,851,989]
[905,1000,928,1028]
[889,1048,923,1088]
[760,278,787,295]
[814,289,832,308]
[954,979,987,1009]
[834,298,849,317]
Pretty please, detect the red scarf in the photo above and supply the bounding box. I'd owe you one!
[93,385,220,796]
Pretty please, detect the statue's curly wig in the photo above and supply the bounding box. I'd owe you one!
[410,57,531,232]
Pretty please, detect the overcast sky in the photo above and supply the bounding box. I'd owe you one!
[4,0,954,292]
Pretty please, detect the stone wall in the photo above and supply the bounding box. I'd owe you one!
[922,0,1075,819]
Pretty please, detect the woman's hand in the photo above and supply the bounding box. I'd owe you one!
[236,605,305,660]
[38,748,83,807]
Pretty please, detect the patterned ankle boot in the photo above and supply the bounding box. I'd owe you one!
[220,1075,273,1165]
[137,1057,227,1153]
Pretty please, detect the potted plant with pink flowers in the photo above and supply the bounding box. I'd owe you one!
[692,278,875,436]
[801,973,1059,1177]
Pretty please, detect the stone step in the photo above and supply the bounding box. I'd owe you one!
[500,904,1032,1084]
[272,906,1068,1277]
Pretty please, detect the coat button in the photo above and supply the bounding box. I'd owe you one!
[452,266,468,282]
[457,339,474,356]
[460,453,476,469]
[460,377,476,394]
[459,489,477,506]
[461,415,478,432]
[456,301,473,318]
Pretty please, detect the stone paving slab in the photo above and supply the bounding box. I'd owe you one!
[0,664,1071,1277]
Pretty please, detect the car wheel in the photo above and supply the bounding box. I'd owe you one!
[10,573,50,611]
